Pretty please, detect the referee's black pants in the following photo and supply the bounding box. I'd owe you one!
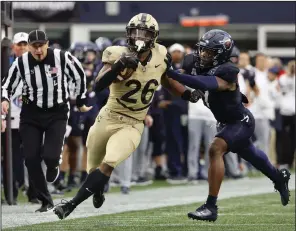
[19,102,69,206]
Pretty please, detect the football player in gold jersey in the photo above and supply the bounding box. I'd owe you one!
[54,13,200,219]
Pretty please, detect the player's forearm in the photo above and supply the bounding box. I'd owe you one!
[166,69,218,91]
[161,75,186,97]
[95,68,118,92]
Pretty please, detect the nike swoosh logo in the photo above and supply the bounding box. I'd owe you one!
[155,64,161,68]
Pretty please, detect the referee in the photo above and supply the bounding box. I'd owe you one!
[1,30,91,212]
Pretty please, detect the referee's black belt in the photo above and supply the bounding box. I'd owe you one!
[23,101,68,113]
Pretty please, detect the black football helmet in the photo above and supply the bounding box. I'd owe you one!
[196,29,234,69]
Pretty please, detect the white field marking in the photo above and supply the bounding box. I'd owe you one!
[2,174,295,229]
[106,212,295,218]
[90,224,295,227]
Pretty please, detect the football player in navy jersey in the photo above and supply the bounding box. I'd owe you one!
[166,29,291,222]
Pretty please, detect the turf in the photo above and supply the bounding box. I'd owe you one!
[5,190,295,231]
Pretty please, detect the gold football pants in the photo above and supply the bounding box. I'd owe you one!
[86,107,144,173]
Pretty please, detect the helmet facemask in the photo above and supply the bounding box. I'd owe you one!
[126,26,158,53]
[199,46,220,68]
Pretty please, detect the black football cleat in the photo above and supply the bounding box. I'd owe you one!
[36,202,54,213]
[93,192,105,209]
[53,200,76,220]
[274,168,291,206]
[188,203,218,222]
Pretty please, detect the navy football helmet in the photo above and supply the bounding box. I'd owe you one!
[196,29,234,68]
[95,37,112,52]
[83,42,99,64]
[112,37,128,47]
[69,42,85,62]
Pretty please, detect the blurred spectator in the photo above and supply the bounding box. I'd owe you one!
[272,58,286,77]
[238,51,256,102]
[50,43,62,49]
[187,99,215,182]
[183,44,193,55]
[148,87,167,180]
[267,66,282,166]
[163,44,188,183]
[278,60,295,169]
[168,43,185,69]
[249,53,274,156]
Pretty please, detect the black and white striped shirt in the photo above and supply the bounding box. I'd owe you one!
[2,48,87,109]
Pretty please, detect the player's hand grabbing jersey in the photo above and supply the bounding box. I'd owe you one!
[101,44,168,121]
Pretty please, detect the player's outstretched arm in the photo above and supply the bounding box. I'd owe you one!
[160,74,186,97]
[166,69,232,91]
[161,74,201,103]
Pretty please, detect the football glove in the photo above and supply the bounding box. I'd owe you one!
[112,53,139,72]
[181,89,203,103]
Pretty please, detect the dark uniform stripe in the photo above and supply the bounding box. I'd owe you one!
[67,53,85,97]
[28,54,38,104]
[18,56,29,98]
[38,64,48,108]
[60,50,66,102]
[48,49,58,106]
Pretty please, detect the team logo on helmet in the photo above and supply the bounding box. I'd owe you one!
[219,38,233,50]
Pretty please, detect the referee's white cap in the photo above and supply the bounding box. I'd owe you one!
[13,32,29,44]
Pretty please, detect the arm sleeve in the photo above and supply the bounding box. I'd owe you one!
[64,51,87,106]
[1,60,22,102]
[166,69,218,91]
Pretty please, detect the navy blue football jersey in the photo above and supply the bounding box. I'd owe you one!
[182,54,248,123]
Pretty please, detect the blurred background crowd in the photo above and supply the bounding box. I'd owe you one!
[1,1,295,204]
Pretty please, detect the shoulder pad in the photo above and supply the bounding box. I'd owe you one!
[102,46,127,64]
[213,62,239,75]
[212,62,240,83]
[154,43,168,58]
[182,54,197,73]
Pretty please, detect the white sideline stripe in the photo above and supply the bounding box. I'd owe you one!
[2,174,295,229]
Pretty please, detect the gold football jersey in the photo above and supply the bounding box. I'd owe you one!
[101,44,167,120]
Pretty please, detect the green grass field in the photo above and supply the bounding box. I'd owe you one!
[5,190,295,231]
